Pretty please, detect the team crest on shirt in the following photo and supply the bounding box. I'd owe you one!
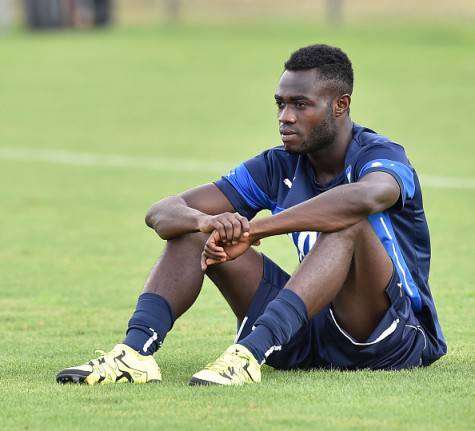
[283,178,293,189]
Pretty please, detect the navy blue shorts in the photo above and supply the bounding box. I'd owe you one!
[236,254,429,370]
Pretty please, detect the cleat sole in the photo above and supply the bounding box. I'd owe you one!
[189,377,220,386]
[56,370,89,384]
[56,372,162,385]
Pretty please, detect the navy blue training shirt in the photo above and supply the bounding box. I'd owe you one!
[214,123,447,362]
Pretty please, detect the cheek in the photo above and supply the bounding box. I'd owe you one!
[301,115,322,135]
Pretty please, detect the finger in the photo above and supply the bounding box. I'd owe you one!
[210,230,225,247]
[206,257,224,267]
[213,220,226,242]
[206,231,226,253]
[231,219,242,244]
[201,250,225,270]
[201,252,208,271]
[216,219,228,244]
[252,239,261,246]
[221,219,234,243]
[237,214,250,235]
[205,237,225,253]
[204,243,227,259]
[205,246,226,257]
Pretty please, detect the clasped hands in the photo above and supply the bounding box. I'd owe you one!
[198,212,260,271]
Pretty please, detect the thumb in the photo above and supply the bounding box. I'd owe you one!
[200,251,208,271]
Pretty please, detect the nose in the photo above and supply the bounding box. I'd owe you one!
[278,106,296,124]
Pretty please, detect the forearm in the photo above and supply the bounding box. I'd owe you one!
[250,181,393,240]
[145,196,205,240]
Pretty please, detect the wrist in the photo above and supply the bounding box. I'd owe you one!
[249,219,265,241]
[195,212,210,232]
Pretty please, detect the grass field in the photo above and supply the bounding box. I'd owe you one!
[0,20,474,430]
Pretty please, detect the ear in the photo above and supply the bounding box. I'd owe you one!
[334,94,351,117]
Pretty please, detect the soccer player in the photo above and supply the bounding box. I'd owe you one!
[57,44,447,386]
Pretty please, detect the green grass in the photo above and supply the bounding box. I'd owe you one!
[0,21,474,430]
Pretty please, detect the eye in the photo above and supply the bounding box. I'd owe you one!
[275,100,285,109]
[295,101,306,109]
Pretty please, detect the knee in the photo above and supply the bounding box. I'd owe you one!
[320,219,370,243]
[166,231,209,249]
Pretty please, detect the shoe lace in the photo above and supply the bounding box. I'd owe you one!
[205,349,249,381]
[89,349,120,378]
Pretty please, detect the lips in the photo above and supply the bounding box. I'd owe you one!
[280,128,298,136]
[280,128,299,143]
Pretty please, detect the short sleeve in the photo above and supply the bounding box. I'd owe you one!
[214,151,276,219]
[354,143,415,210]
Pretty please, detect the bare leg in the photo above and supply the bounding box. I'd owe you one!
[286,220,392,341]
[143,232,263,320]
[143,220,391,342]
[188,221,397,385]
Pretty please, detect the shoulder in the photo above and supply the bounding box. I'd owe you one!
[351,124,407,155]
[235,145,300,202]
[253,145,298,164]
[346,124,414,184]
[244,145,299,176]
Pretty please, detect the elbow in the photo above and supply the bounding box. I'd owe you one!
[339,184,380,223]
[360,194,377,216]
[359,182,399,215]
[144,208,167,239]
[145,200,168,231]
[145,197,177,240]
[145,203,159,229]
[345,183,375,216]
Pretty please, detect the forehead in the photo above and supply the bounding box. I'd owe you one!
[276,69,325,98]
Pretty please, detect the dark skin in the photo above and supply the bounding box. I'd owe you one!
[275,69,353,182]
[145,69,399,341]
[143,185,262,320]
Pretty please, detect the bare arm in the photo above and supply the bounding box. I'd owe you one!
[251,172,400,240]
[201,172,401,269]
[145,183,249,241]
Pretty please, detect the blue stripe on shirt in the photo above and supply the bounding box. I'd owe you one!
[359,159,415,200]
[368,211,422,312]
[225,163,275,211]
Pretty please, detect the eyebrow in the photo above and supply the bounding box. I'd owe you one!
[274,94,312,101]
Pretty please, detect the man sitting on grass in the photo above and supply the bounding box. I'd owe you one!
[57,44,447,386]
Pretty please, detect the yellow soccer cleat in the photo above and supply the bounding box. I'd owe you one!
[56,344,161,385]
[189,344,261,386]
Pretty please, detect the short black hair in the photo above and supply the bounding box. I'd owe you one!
[284,44,353,95]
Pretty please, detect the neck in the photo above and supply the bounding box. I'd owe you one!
[307,118,353,184]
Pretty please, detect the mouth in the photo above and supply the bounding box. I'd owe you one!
[280,129,299,143]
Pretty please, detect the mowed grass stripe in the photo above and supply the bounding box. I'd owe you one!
[1,146,475,190]
[0,146,232,174]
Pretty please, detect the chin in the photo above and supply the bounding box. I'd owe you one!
[284,144,300,154]
[281,136,301,150]
[283,141,306,154]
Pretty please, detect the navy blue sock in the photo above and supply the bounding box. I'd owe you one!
[123,293,174,356]
[239,289,308,364]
